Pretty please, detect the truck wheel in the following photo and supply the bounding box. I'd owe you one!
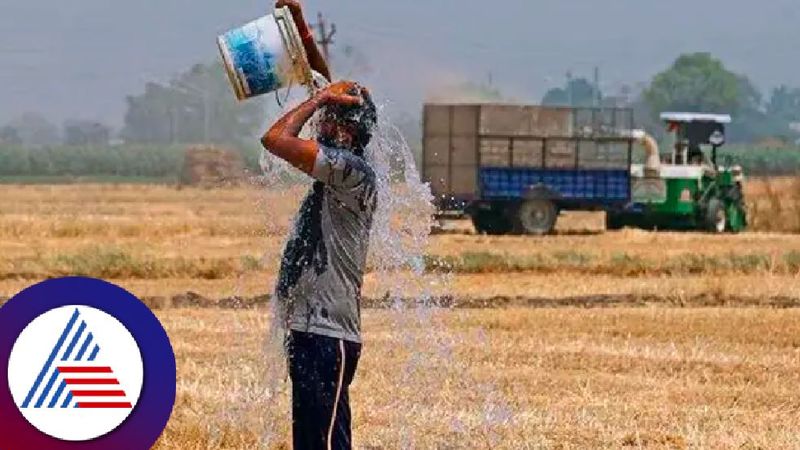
[705,198,727,233]
[605,212,625,230]
[515,200,557,235]
[471,210,512,235]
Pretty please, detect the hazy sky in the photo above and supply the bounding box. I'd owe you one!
[1,0,799,128]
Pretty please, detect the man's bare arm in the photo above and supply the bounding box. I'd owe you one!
[276,0,332,82]
[262,82,362,175]
[262,94,325,174]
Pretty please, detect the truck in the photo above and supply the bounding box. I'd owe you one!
[421,103,639,235]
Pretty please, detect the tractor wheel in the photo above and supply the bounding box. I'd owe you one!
[705,198,727,233]
[726,204,746,234]
[515,200,558,235]
[470,209,513,235]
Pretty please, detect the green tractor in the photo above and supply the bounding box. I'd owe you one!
[607,112,747,233]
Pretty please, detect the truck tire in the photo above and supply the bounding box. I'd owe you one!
[515,200,557,235]
[471,210,513,235]
[705,198,727,233]
[605,212,625,230]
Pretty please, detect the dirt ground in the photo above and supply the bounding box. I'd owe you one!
[1,184,799,448]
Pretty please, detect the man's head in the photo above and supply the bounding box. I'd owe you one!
[318,85,377,157]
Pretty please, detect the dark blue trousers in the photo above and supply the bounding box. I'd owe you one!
[288,331,361,450]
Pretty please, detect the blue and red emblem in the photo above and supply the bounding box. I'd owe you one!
[0,277,176,449]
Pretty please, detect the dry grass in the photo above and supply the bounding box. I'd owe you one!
[1,183,799,448]
[151,307,800,449]
[746,176,800,232]
[0,183,799,302]
[426,249,800,276]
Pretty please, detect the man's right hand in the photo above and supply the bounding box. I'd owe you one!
[276,0,308,32]
[276,0,332,82]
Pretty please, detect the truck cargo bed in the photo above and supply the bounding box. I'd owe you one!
[422,104,635,211]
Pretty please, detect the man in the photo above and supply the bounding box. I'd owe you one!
[688,144,705,165]
[262,2,378,449]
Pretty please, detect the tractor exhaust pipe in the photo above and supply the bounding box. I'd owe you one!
[629,129,660,177]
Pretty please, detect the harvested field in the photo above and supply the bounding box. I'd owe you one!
[151,307,800,449]
[0,183,799,448]
[747,176,800,232]
[0,183,799,302]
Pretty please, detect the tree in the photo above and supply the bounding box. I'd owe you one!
[727,76,772,142]
[121,82,178,144]
[643,53,753,116]
[749,85,800,142]
[726,81,800,143]
[5,113,60,147]
[121,63,265,145]
[766,85,800,122]
[541,77,601,107]
[63,120,112,146]
[0,126,22,145]
[641,53,787,143]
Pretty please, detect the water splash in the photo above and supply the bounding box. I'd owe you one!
[243,101,438,445]
[241,99,514,447]
[365,109,436,300]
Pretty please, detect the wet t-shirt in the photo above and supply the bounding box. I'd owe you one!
[275,144,377,343]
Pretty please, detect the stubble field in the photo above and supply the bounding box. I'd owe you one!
[1,183,799,449]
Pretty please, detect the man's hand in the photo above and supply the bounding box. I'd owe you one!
[276,0,308,32]
[276,0,302,14]
[275,0,333,81]
[318,81,364,107]
[262,80,369,176]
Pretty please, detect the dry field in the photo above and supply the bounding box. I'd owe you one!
[154,308,800,449]
[0,183,799,448]
[746,176,800,232]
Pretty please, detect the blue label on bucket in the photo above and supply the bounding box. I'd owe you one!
[220,16,285,98]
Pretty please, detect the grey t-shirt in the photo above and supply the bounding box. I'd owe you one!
[275,144,377,343]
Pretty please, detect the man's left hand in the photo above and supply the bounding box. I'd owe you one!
[319,81,364,107]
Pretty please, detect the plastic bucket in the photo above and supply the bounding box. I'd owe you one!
[217,7,312,101]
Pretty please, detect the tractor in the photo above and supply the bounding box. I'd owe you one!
[606,112,747,233]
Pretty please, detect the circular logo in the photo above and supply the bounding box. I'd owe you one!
[0,277,176,450]
[8,306,145,441]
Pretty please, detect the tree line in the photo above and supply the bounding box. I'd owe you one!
[0,63,266,149]
[1,52,800,180]
[542,53,800,144]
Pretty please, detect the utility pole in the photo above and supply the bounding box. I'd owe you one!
[566,70,573,107]
[312,12,337,62]
[593,66,601,107]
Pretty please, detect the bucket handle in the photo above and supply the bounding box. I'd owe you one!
[274,7,313,92]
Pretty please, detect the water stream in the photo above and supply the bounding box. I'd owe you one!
[207,99,514,448]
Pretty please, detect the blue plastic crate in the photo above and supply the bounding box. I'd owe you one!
[480,168,630,202]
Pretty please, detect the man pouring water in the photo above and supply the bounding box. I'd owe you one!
[259,1,378,449]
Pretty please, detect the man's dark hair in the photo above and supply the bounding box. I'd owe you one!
[321,86,377,156]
